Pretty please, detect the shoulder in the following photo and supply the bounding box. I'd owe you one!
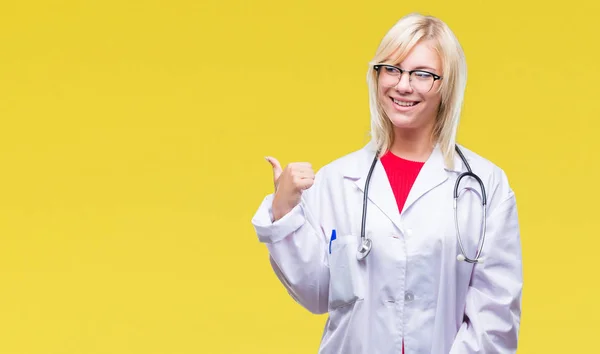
[455,143,516,213]
[316,142,375,181]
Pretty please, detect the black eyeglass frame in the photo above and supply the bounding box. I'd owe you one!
[373,64,443,92]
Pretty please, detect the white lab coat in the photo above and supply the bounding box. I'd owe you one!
[251,141,523,354]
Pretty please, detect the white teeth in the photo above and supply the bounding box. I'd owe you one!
[393,98,417,107]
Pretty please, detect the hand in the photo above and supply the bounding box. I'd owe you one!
[265,156,315,221]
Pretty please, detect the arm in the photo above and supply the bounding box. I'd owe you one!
[449,191,523,353]
[251,169,330,315]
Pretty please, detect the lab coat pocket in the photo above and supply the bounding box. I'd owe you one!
[328,234,365,310]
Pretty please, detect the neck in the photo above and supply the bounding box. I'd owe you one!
[389,126,435,162]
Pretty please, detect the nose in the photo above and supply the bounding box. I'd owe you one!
[394,72,413,93]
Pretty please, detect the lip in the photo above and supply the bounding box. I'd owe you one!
[390,96,420,111]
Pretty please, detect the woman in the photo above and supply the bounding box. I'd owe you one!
[252,13,523,354]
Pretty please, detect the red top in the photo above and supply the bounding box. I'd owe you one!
[380,150,425,353]
[380,150,426,213]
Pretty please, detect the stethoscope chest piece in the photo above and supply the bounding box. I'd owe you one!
[356,238,372,261]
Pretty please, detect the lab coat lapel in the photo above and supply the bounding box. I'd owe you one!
[401,145,450,215]
[350,148,403,233]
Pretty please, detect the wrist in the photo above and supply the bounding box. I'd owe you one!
[272,204,291,222]
[271,196,298,222]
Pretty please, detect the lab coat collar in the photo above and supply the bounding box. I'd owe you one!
[342,141,466,229]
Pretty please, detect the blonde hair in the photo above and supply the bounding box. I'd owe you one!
[366,13,467,169]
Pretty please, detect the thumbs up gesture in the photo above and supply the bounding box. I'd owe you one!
[265,157,315,221]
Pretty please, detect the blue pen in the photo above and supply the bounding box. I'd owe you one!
[329,229,337,254]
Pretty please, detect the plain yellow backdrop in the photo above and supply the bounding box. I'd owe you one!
[0,0,598,353]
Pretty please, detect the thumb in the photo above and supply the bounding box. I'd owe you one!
[265,156,283,188]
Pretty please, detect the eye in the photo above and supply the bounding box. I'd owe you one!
[384,66,401,75]
[413,71,433,80]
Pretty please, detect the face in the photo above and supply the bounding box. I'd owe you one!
[376,39,443,134]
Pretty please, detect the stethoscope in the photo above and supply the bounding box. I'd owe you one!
[356,145,487,264]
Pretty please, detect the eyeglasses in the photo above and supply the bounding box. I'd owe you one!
[374,64,442,93]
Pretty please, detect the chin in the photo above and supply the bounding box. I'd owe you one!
[385,110,422,129]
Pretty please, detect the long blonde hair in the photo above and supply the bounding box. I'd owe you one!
[366,13,467,169]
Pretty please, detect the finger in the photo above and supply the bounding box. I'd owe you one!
[294,169,315,179]
[265,156,283,186]
[290,162,312,170]
[297,178,315,190]
[290,163,313,175]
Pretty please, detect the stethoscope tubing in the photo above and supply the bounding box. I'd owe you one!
[358,145,487,263]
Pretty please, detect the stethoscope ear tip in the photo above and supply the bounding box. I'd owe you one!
[456,254,465,262]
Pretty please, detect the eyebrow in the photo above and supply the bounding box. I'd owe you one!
[383,60,437,72]
[388,62,439,73]
[408,65,439,73]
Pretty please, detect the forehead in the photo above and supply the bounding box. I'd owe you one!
[389,40,442,72]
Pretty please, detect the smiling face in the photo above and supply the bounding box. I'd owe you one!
[377,39,443,135]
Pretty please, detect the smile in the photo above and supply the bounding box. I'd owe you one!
[391,97,420,109]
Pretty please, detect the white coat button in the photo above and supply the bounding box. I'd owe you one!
[405,291,414,302]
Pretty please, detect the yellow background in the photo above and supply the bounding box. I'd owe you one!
[0,0,598,353]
